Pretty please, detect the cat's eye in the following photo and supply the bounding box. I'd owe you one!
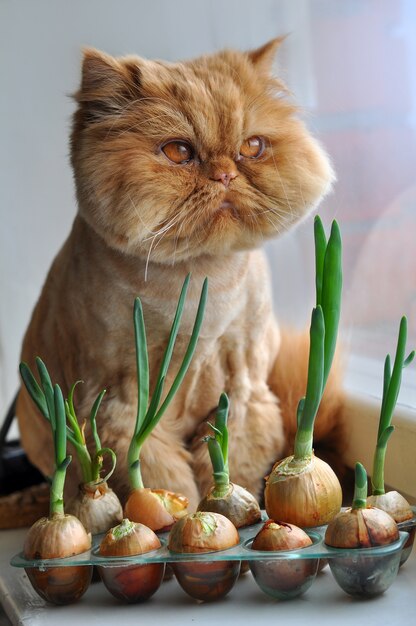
[161,140,194,164]
[239,136,265,159]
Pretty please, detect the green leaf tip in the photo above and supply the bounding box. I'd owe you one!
[218,392,229,411]
[404,350,415,368]
[314,215,327,307]
[352,462,368,509]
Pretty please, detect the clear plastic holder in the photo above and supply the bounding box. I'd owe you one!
[10,518,412,568]
[10,511,415,601]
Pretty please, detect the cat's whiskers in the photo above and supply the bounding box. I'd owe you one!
[128,192,190,244]
[143,199,197,273]
[144,232,158,282]
[246,201,280,235]
[127,194,158,236]
[142,212,182,243]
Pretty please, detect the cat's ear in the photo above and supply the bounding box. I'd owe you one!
[247,36,286,74]
[75,48,142,121]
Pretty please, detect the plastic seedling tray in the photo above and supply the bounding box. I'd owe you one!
[10,512,414,601]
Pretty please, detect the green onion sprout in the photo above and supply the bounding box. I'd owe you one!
[293,216,342,461]
[127,274,208,490]
[49,385,71,516]
[198,392,261,527]
[203,393,230,498]
[371,316,415,496]
[18,366,71,517]
[20,359,116,486]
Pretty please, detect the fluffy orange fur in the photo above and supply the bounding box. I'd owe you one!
[16,40,343,509]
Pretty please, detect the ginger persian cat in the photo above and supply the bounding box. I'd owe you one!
[16,39,343,508]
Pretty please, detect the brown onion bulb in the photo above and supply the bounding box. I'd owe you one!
[98,518,164,603]
[252,520,313,551]
[168,511,239,553]
[168,512,240,602]
[66,481,123,535]
[367,491,413,524]
[265,454,342,527]
[24,513,92,605]
[124,487,189,532]
[197,482,261,528]
[250,520,318,598]
[100,518,161,556]
[325,506,399,548]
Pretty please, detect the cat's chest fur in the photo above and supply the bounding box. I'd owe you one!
[66,216,280,440]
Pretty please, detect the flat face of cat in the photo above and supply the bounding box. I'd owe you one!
[71,39,334,261]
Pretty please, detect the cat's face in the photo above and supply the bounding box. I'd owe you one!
[71,40,334,262]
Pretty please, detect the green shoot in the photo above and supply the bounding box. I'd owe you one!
[203,393,230,497]
[20,359,115,486]
[371,316,415,495]
[17,367,71,517]
[127,274,208,490]
[293,217,342,460]
[49,384,71,516]
[352,462,368,510]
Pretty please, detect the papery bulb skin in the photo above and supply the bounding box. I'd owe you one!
[264,454,342,527]
[252,520,312,551]
[197,482,261,528]
[23,513,92,605]
[99,518,161,556]
[67,481,123,534]
[168,511,239,553]
[124,487,189,532]
[368,491,416,566]
[367,491,413,524]
[98,518,164,603]
[168,511,240,601]
[249,520,318,599]
[324,506,399,548]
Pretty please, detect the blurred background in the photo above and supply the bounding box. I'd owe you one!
[1,0,416,423]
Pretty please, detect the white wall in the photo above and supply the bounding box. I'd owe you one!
[0,0,327,421]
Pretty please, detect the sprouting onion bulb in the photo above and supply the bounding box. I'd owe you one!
[250,521,318,598]
[325,462,399,548]
[168,511,239,553]
[265,217,342,527]
[125,274,208,531]
[168,511,240,601]
[20,359,123,534]
[197,393,261,528]
[367,317,415,523]
[22,382,92,605]
[98,518,165,603]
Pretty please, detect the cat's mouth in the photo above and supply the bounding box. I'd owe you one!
[218,199,239,219]
[219,200,234,210]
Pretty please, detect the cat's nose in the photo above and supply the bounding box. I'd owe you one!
[210,167,238,188]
